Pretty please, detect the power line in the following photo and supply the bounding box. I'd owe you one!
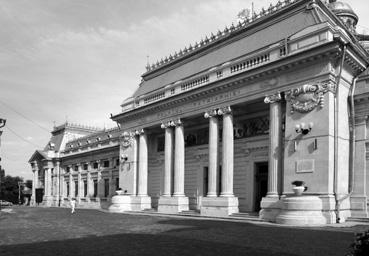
[4,126,43,148]
[0,99,50,133]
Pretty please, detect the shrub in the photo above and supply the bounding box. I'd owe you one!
[347,230,369,256]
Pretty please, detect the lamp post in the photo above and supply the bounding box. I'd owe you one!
[0,118,6,211]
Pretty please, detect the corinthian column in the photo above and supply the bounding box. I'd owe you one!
[264,93,282,197]
[219,106,234,197]
[55,161,60,205]
[204,110,219,197]
[138,130,148,196]
[161,122,174,196]
[46,168,51,197]
[173,120,185,197]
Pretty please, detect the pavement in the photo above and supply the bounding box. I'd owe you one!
[0,206,368,256]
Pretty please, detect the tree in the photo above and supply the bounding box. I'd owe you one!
[1,175,23,204]
[25,179,32,189]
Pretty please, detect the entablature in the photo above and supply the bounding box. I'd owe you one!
[117,22,366,116]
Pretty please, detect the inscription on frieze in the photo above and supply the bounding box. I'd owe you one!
[157,89,241,119]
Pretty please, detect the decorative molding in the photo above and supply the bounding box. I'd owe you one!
[285,82,335,114]
[264,93,282,104]
[120,132,133,148]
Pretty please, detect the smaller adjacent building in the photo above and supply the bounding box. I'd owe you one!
[29,122,121,209]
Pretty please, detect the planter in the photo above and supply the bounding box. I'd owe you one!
[292,186,305,196]
[116,190,124,195]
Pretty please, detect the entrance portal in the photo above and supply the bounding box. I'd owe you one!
[254,162,268,212]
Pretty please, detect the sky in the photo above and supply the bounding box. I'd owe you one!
[0,0,369,180]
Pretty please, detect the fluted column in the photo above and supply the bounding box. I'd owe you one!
[87,163,92,200]
[69,172,73,198]
[32,166,37,204]
[218,107,234,197]
[205,110,219,197]
[173,120,185,197]
[264,93,282,197]
[55,161,60,204]
[138,130,148,196]
[161,122,174,196]
[132,133,139,195]
[46,168,52,197]
[77,168,82,201]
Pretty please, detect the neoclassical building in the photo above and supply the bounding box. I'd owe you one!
[30,0,369,224]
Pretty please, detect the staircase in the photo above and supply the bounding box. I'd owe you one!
[179,210,201,216]
[230,212,264,222]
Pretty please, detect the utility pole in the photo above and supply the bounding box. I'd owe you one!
[0,118,6,211]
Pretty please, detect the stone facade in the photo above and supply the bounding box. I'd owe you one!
[30,0,369,225]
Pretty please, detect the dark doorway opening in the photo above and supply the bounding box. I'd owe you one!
[35,188,44,204]
[254,162,268,212]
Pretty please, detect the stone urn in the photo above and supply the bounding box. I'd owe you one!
[116,190,124,195]
[292,186,305,196]
[291,181,307,196]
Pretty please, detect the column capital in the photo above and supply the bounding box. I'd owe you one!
[204,109,218,119]
[217,106,232,116]
[264,93,282,104]
[132,129,145,135]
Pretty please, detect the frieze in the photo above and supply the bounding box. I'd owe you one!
[285,82,335,114]
[157,89,241,119]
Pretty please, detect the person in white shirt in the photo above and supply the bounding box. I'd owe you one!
[70,198,76,214]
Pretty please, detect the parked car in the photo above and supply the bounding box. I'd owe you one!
[0,200,13,206]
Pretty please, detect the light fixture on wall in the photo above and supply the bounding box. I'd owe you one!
[295,122,313,135]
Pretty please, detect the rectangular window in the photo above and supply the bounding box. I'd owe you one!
[157,136,164,152]
[83,164,88,171]
[115,178,119,191]
[75,181,78,197]
[103,160,109,168]
[74,165,79,172]
[66,167,70,173]
[115,159,119,167]
[84,181,87,197]
[104,179,109,197]
[93,162,99,169]
[93,180,98,197]
[67,182,70,196]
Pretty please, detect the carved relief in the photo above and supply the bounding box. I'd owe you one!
[120,132,133,148]
[264,93,282,104]
[285,82,335,114]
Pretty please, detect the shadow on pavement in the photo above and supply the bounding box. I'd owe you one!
[0,233,300,256]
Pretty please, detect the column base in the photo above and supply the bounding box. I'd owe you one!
[108,195,133,213]
[131,196,152,211]
[275,196,326,226]
[200,196,239,217]
[350,195,368,218]
[259,196,282,222]
[158,196,189,214]
[42,196,54,207]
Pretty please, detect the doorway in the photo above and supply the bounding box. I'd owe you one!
[254,162,268,212]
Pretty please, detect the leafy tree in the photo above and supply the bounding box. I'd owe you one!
[0,175,23,204]
[25,179,32,189]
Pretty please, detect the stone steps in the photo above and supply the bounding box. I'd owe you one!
[179,210,201,216]
[347,217,369,223]
[229,212,264,221]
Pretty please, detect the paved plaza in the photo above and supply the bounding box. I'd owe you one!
[0,207,368,256]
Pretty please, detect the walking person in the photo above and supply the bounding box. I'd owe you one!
[70,198,76,214]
